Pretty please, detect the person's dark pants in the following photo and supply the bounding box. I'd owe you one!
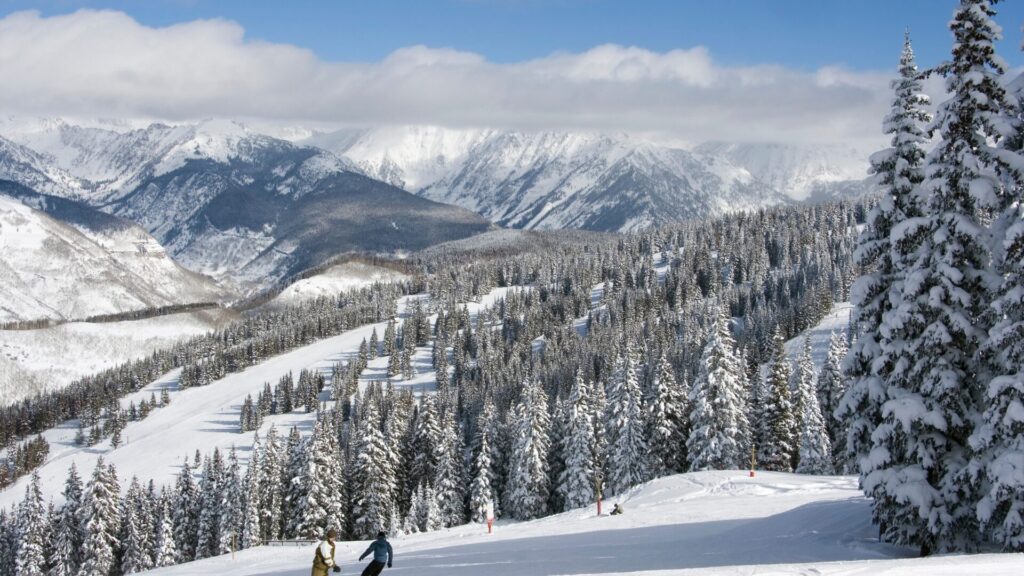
[361,560,386,576]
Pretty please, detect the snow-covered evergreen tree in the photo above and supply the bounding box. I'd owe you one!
[42,503,57,576]
[138,482,157,567]
[297,419,344,539]
[589,371,609,478]
[218,447,244,555]
[687,309,746,471]
[121,477,153,574]
[195,450,224,559]
[605,342,649,493]
[557,369,596,510]
[421,484,443,532]
[108,409,123,449]
[153,494,177,568]
[259,427,285,541]
[795,384,833,475]
[469,397,502,521]
[818,331,849,468]
[758,328,796,472]
[867,3,1009,553]
[386,503,402,538]
[240,436,263,550]
[369,327,379,359]
[404,485,423,534]
[791,336,816,452]
[383,319,396,357]
[0,511,12,576]
[15,472,46,576]
[547,398,568,513]
[282,427,307,538]
[171,458,199,562]
[352,401,393,538]
[409,396,441,494]
[506,378,551,520]
[469,416,496,523]
[51,464,83,576]
[838,31,931,482]
[645,351,687,476]
[970,16,1024,556]
[80,459,121,576]
[434,414,467,527]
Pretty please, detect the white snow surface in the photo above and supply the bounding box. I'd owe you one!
[143,471,1023,576]
[272,261,410,307]
[0,308,235,404]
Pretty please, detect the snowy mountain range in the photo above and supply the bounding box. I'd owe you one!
[303,125,872,231]
[0,180,228,323]
[0,117,872,290]
[0,119,491,289]
[694,141,873,202]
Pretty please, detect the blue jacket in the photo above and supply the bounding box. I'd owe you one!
[360,537,393,564]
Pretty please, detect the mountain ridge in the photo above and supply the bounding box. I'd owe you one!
[304,125,871,232]
[0,120,492,289]
[0,180,230,323]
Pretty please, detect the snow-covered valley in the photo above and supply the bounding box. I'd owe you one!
[0,308,236,404]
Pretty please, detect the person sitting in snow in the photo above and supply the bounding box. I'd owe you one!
[312,528,341,575]
[610,502,624,515]
[358,531,394,576]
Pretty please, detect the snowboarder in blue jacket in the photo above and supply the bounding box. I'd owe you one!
[358,531,393,576]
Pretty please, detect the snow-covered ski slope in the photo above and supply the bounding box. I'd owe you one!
[0,287,519,509]
[144,471,1024,575]
[271,261,410,307]
[783,302,852,371]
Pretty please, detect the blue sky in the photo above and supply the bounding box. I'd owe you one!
[0,1,1018,146]
[4,0,1023,70]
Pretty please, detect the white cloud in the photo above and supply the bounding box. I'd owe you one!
[0,9,897,147]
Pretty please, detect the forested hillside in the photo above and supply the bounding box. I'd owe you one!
[0,198,863,573]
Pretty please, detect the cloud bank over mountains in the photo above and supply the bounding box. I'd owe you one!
[0,9,898,147]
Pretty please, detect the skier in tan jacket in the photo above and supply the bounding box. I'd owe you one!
[312,528,341,576]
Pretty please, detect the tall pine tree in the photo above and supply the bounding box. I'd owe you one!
[645,351,688,476]
[506,378,551,520]
[51,464,83,576]
[557,369,596,510]
[868,3,1008,554]
[838,31,931,482]
[688,309,747,471]
[758,328,797,472]
[15,472,46,576]
[605,342,649,493]
[79,459,121,576]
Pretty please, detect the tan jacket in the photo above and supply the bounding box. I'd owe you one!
[311,539,336,576]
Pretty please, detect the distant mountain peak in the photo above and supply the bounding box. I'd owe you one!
[304,125,806,232]
[694,141,870,201]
